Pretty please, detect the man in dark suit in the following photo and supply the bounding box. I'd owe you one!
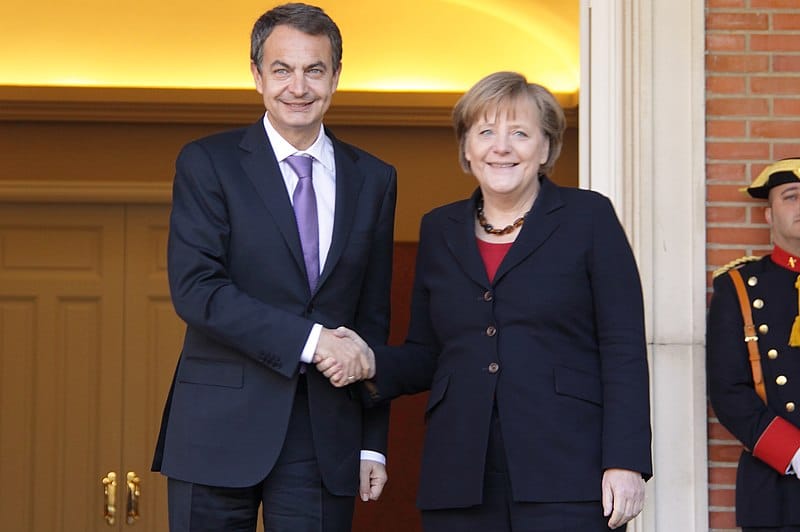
[151,4,397,531]
[708,158,800,531]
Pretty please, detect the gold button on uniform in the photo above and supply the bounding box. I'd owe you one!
[747,276,758,287]
[753,299,764,309]
[787,402,796,413]
[767,349,778,360]
[486,326,497,337]
[488,362,500,374]
[759,324,769,334]
[776,375,788,386]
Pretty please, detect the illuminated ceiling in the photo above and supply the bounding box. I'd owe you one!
[1,0,579,96]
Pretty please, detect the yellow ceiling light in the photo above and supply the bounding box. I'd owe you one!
[1,0,578,96]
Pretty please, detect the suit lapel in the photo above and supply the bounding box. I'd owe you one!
[238,121,307,277]
[318,133,365,290]
[493,176,564,283]
[443,189,492,288]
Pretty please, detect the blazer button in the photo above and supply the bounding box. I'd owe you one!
[483,290,493,302]
[488,362,500,374]
[486,325,497,337]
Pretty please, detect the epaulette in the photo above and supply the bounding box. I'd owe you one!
[712,255,761,279]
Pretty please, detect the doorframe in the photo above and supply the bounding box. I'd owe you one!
[580,1,708,531]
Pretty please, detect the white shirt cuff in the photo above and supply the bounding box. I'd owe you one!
[360,450,386,465]
[788,447,800,475]
[300,323,322,364]
[302,325,384,467]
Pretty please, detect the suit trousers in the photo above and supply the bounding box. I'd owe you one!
[421,405,621,532]
[167,375,355,532]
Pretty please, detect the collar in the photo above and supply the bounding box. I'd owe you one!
[261,113,334,174]
[770,245,800,272]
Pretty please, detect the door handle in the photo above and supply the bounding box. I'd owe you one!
[126,471,141,525]
[102,472,117,525]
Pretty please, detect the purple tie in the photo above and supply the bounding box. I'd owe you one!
[286,155,319,291]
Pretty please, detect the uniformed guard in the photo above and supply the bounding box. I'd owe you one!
[708,157,800,531]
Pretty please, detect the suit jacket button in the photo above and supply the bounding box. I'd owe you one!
[306,304,314,314]
[488,362,500,374]
[483,290,493,302]
[486,325,497,337]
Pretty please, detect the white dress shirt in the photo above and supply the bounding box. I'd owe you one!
[261,115,385,465]
[263,114,334,365]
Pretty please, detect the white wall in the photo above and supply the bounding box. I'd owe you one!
[581,1,708,530]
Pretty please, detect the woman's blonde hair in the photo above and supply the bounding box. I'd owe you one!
[452,71,566,176]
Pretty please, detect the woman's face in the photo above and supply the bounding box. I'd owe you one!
[463,98,550,199]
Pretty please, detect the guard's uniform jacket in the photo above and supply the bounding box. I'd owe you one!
[708,248,800,528]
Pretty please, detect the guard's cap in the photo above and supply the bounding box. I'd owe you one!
[744,158,800,199]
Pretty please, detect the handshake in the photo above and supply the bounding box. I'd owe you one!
[312,326,375,387]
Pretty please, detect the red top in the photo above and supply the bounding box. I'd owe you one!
[476,238,513,282]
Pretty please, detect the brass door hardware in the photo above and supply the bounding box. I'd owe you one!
[126,471,141,525]
[102,472,117,526]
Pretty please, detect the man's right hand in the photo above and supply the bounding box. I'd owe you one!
[314,327,374,387]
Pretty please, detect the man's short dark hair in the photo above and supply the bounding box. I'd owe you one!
[250,3,343,73]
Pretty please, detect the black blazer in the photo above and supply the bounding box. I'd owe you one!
[373,177,652,510]
[152,120,396,495]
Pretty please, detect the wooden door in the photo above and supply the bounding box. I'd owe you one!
[0,203,183,531]
[0,204,126,531]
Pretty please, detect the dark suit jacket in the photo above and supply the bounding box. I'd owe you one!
[708,256,800,527]
[152,119,396,495]
[372,177,652,510]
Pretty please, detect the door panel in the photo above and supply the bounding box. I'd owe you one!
[123,205,182,531]
[0,298,36,531]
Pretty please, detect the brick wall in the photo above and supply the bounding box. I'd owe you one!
[706,0,800,530]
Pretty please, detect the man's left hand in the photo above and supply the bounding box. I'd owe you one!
[359,460,387,502]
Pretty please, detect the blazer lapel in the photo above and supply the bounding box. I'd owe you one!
[443,189,492,288]
[493,176,564,283]
[238,120,307,277]
[317,132,365,290]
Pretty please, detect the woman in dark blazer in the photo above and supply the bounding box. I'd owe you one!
[323,72,652,531]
